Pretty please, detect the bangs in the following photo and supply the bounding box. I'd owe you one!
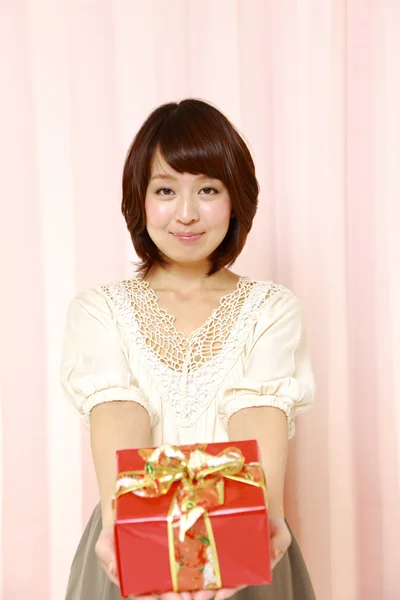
[155,107,231,183]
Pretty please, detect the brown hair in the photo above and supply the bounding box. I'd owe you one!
[121,98,259,276]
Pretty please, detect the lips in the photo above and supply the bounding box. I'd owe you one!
[171,232,204,242]
[172,232,202,237]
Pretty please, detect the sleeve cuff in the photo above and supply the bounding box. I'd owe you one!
[81,387,159,428]
[219,394,296,439]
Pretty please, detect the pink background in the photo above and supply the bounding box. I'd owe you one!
[1,1,399,599]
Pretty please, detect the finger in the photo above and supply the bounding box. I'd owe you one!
[109,563,119,586]
[271,547,286,570]
[103,566,119,586]
[270,526,291,553]
[160,593,190,600]
[95,539,115,567]
[96,548,118,584]
[100,564,118,587]
[98,558,119,586]
[215,587,246,600]
[269,528,290,569]
[139,592,190,600]
[215,590,235,600]
[192,591,215,600]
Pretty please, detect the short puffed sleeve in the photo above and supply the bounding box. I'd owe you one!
[60,289,157,426]
[219,288,316,438]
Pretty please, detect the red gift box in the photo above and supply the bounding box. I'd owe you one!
[114,440,271,598]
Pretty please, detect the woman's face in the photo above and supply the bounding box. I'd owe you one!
[145,149,232,268]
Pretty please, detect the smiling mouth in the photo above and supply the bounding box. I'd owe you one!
[171,232,204,242]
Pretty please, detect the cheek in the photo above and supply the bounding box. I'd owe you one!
[202,198,231,225]
[145,200,173,228]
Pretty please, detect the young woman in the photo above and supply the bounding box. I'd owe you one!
[61,98,316,600]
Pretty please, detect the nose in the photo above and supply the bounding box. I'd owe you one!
[175,194,199,225]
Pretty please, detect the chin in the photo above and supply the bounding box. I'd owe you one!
[163,251,209,264]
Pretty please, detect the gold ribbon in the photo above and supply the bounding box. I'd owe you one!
[115,444,267,592]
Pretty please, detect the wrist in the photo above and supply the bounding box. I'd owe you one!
[267,498,285,519]
[101,504,114,528]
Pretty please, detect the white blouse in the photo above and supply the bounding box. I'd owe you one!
[60,275,315,445]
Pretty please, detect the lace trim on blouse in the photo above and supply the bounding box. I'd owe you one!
[100,276,287,427]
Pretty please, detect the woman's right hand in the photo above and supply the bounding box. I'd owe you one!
[95,523,120,587]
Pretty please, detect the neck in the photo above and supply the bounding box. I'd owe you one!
[144,264,234,292]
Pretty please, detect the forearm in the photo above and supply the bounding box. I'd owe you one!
[228,406,288,517]
[90,401,151,527]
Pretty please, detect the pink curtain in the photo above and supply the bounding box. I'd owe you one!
[1,1,399,599]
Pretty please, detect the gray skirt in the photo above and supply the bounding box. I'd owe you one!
[65,503,316,600]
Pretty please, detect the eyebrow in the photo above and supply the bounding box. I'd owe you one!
[150,173,216,182]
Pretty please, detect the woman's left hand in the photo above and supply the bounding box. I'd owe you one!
[269,515,292,569]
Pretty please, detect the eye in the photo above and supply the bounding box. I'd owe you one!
[156,187,174,196]
[199,187,218,195]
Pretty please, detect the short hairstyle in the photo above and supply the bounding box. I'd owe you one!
[121,98,259,276]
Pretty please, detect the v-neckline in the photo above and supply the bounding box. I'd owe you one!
[135,275,246,341]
